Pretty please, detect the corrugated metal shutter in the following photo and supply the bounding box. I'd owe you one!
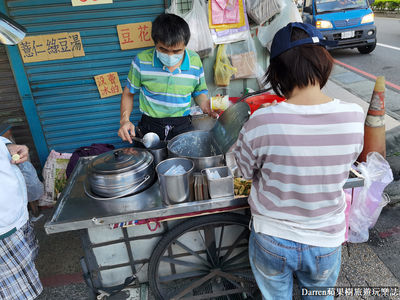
[3,0,166,165]
[0,45,40,168]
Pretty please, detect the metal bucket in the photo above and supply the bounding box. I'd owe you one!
[149,141,168,166]
[167,130,224,172]
[156,158,194,205]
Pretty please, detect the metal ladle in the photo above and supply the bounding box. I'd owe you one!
[131,132,160,148]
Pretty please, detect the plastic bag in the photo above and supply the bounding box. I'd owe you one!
[166,0,214,58]
[210,0,240,25]
[18,161,44,202]
[208,0,245,30]
[347,152,394,243]
[226,32,260,79]
[211,0,250,44]
[214,44,237,86]
[257,0,302,50]
[246,0,281,25]
[39,150,72,207]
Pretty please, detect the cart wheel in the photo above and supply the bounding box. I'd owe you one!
[148,213,259,300]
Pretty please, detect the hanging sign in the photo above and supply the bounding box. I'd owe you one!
[117,22,154,50]
[18,32,85,63]
[94,72,123,98]
[71,0,113,6]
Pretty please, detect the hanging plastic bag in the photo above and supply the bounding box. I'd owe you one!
[347,152,394,243]
[214,44,237,86]
[226,32,260,79]
[208,0,245,30]
[246,0,281,25]
[166,0,214,58]
[211,0,250,44]
[210,0,240,25]
[257,0,302,50]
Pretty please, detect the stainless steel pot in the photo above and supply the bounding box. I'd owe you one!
[86,148,154,199]
[149,141,168,166]
[167,130,224,172]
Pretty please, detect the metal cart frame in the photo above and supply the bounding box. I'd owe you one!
[45,157,364,299]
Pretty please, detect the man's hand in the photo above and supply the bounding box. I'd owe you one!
[196,95,219,119]
[6,144,29,164]
[118,121,136,144]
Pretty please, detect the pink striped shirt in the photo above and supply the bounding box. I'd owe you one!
[233,99,364,247]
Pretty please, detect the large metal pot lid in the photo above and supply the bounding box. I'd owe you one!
[89,148,153,174]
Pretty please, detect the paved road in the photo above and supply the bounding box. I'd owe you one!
[327,16,400,120]
[330,16,400,90]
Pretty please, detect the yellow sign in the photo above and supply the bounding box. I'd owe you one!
[18,32,85,63]
[71,0,113,6]
[117,22,154,50]
[94,72,123,98]
[69,32,85,57]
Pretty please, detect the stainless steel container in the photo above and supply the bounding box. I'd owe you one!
[149,141,168,166]
[156,158,194,205]
[167,130,224,172]
[202,166,234,199]
[87,148,154,199]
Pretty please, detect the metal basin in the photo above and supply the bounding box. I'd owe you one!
[167,130,224,172]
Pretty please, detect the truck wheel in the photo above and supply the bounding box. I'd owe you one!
[357,42,376,54]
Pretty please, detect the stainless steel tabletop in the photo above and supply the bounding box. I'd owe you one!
[44,157,249,234]
[44,157,364,234]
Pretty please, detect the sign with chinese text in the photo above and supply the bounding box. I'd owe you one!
[72,0,113,6]
[18,32,85,63]
[117,22,154,50]
[94,72,123,98]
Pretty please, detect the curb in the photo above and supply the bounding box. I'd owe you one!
[373,11,400,18]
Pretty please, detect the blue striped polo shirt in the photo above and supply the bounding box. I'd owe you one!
[126,48,208,118]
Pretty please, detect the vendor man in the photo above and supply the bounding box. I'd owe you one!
[118,13,217,143]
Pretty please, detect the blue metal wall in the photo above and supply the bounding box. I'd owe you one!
[1,0,165,165]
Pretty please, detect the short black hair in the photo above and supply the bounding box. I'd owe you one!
[151,13,190,46]
[265,27,333,98]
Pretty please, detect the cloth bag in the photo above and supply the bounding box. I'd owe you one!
[66,143,115,178]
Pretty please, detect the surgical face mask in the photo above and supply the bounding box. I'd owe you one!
[156,50,183,67]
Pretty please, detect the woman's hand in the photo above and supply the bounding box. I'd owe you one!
[6,144,29,164]
[259,100,278,109]
[118,121,136,144]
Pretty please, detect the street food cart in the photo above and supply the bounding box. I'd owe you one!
[44,104,365,299]
[44,150,364,300]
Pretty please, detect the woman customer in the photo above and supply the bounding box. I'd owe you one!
[232,22,364,299]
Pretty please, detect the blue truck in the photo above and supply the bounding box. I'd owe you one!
[302,0,376,54]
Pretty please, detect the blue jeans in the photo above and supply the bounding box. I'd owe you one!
[249,230,341,300]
